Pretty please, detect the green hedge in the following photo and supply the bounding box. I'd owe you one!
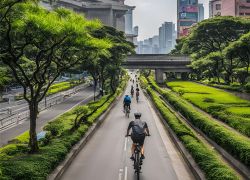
[0,76,128,179]
[145,85,238,180]
[47,81,82,95]
[166,81,250,137]
[147,76,250,167]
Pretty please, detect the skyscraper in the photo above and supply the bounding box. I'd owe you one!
[198,3,205,22]
[177,0,198,38]
[159,22,175,54]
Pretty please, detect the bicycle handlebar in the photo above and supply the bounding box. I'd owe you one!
[125,134,151,137]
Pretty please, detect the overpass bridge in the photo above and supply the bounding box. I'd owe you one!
[123,54,191,83]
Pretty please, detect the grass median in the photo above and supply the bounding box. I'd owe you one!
[144,76,250,167]
[0,77,128,179]
[47,80,83,95]
[141,77,239,179]
[166,81,250,137]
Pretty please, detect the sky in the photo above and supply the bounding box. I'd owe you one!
[125,0,209,41]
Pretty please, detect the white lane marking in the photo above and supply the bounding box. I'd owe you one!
[124,137,127,151]
[118,169,123,180]
[124,166,128,180]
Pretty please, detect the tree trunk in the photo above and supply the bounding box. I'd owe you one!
[110,77,115,93]
[94,78,97,101]
[29,101,39,153]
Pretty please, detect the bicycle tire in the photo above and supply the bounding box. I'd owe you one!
[136,152,140,180]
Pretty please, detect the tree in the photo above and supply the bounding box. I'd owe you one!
[72,106,89,129]
[174,16,250,83]
[190,52,223,82]
[0,66,11,90]
[223,32,250,84]
[0,3,109,152]
[91,26,135,93]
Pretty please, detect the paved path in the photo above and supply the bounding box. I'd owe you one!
[61,79,194,180]
[0,87,94,146]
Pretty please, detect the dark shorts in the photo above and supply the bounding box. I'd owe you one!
[131,134,145,146]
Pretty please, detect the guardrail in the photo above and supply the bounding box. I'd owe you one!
[0,84,89,130]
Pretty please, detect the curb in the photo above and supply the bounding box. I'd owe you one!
[48,88,125,180]
[142,89,206,180]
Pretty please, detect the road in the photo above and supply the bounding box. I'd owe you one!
[0,84,89,119]
[61,80,194,180]
[0,86,95,146]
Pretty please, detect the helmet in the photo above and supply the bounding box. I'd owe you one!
[134,113,141,119]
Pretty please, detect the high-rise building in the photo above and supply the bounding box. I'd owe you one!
[210,0,250,17]
[198,3,205,22]
[47,0,137,42]
[177,0,198,38]
[159,22,175,53]
[209,0,222,17]
[124,6,138,43]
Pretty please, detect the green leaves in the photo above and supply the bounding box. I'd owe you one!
[172,16,250,84]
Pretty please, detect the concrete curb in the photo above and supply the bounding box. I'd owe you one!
[142,89,206,180]
[48,88,125,180]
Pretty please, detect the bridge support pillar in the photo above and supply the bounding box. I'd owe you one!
[155,69,164,84]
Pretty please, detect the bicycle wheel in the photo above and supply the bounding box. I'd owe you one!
[136,152,140,180]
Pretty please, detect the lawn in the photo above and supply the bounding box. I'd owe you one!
[167,81,250,136]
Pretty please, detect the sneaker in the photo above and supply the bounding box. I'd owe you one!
[141,154,145,159]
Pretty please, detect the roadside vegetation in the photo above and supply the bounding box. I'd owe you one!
[171,16,250,91]
[166,81,250,136]
[0,0,134,153]
[0,76,128,179]
[145,76,250,167]
[140,76,239,180]
[47,80,83,95]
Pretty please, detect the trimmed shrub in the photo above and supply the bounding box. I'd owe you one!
[167,81,250,137]
[148,76,250,167]
[146,87,239,180]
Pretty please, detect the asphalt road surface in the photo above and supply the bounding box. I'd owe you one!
[61,80,194,180]
[0,86,94,146]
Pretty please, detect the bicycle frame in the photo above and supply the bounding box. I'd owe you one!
[136,95,139,103]
[125,105,130,118]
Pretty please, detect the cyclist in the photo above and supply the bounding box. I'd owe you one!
[135,86,140,100]
[126,113,150,160]
[131,85,134,97]
[123,95,131,111]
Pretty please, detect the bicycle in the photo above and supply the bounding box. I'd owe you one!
[133,143,142,180]
[125,105,130,118]
[131,90,134,98]
[127,134,150,180]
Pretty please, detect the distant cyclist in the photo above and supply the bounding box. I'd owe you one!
[123,95,131,111]
[126,113,150,160]
[136,86,140,99]
[131,85,134,97]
